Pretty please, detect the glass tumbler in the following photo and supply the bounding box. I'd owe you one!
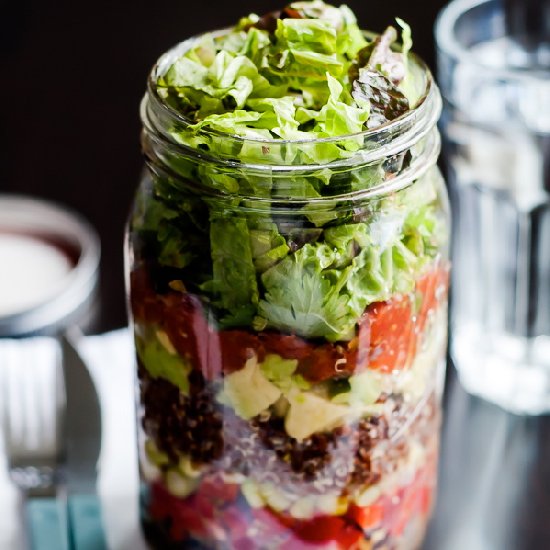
[436,0,550,413]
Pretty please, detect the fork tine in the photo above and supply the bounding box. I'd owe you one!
[6,340,36,455]
[1,337,62,487]
[30,340,57,453]
[3,341,24,453]
[21,350,38,453]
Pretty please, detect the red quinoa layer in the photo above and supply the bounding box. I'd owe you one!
[139,364,439,495]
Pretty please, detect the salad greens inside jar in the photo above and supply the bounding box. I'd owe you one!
[128,2,450,549]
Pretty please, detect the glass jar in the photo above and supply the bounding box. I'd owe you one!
[0,195,100,337]
[126,33,449,550]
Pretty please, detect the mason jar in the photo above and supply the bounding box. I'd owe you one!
[126,32,449,550]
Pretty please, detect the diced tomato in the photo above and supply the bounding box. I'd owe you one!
[297,345,353,383]
[219,330,263,373]
[337,525,365,549]
[366,295,415,373]
[392,487,427,537]
[388,459,438,537]
[261,333,312,360]
[292,314,371,384]
[347,503,384,531]
[133,263,449,383]
[160,293,222,380]
[130,269,165,323]
[293,516,348,542]
[290,515,363,548]
[148,482,172,520]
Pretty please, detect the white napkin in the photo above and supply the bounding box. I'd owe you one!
[0,329,149,550]
[79,329,148,550]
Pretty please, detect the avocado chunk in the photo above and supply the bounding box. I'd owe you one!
[285,390,349,441]
[218,356,282,419]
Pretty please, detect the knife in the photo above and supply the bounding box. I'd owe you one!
[61,330,108,550]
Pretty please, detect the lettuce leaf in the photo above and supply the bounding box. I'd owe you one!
[269,18,343,81]
[208,215,259,325]
[256,182,442,341]
[159,2,411,149]
[352,71,409,129]
[258,243,353,340]
[249,222,290,272]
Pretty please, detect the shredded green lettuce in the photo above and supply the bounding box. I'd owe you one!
[135,165,445,341]
[207,215,259,325]
[255,192,439,341]
[133,2,445,343]
[157,1,415,159]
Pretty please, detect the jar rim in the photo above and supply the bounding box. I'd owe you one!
[140,28,442,202]
[146,28,440,147]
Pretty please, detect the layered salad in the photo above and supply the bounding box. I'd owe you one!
[130,2,449,549]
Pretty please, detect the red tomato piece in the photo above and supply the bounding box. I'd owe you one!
[130,269,165,323]
[261,332,313,360]
[297,344,354,383]
[367,295,416,373]
[149,482,172,521]
[148,478,243,543]
[293,516,347,542]
[220,330,263,374]
[347,503,384,531]
[293,316,370,383]
[161,293,222,380]
[336,524,365,549]
[291,515,363,547]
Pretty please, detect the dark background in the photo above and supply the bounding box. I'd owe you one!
[0,0,449,332]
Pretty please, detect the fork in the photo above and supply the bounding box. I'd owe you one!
[0,336,68,550]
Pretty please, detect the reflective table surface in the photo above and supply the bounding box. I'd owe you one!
[424,366,550,550]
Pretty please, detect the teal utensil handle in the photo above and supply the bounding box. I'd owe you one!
[27,498,68,550]
[68,495,108,550]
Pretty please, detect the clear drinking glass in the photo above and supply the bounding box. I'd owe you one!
[436,0,550,413]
